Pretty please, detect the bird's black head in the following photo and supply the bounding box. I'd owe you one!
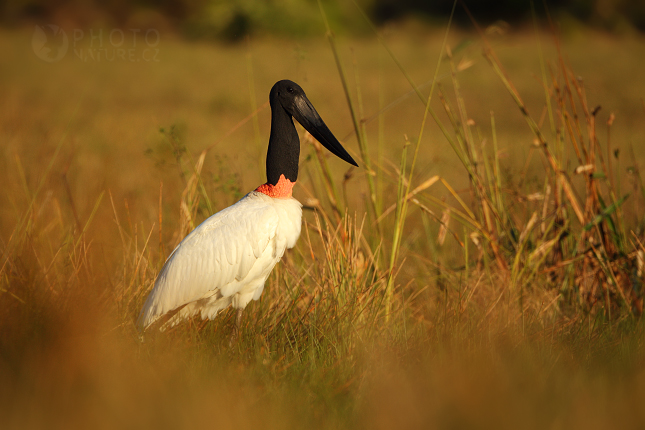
[269,80,305,112]
[267,79,358,177]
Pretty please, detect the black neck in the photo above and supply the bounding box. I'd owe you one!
[266,104,300,185]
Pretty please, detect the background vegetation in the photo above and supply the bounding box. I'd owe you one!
[1,1,645,428]
[3,0,645,38]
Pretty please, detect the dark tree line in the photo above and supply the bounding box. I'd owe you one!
[3,0,644,37]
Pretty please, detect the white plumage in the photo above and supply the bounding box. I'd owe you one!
[137,191,302,331]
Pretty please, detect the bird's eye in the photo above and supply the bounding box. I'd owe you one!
[287,87,294,93]
[277,91,280,96]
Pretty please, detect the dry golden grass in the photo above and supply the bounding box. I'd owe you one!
[1,21,645,429]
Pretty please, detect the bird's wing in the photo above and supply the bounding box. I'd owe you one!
[137,194,280,330]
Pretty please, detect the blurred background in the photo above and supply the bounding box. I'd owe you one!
[2,1,645,429]
[2,0,645,37]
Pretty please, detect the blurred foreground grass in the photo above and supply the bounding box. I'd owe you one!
[1,22,645,429]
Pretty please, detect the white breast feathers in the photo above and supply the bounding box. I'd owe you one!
[137,191,302,331]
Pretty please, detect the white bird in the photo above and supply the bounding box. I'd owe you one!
[137,80,358,335]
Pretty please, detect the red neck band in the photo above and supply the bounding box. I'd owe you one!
[255,174,295,198]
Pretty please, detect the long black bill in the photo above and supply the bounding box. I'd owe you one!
[291,95,359,167]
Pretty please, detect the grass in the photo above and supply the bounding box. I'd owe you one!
[1,15,645,429]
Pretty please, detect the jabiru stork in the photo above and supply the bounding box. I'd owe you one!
[137,80,358,336]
